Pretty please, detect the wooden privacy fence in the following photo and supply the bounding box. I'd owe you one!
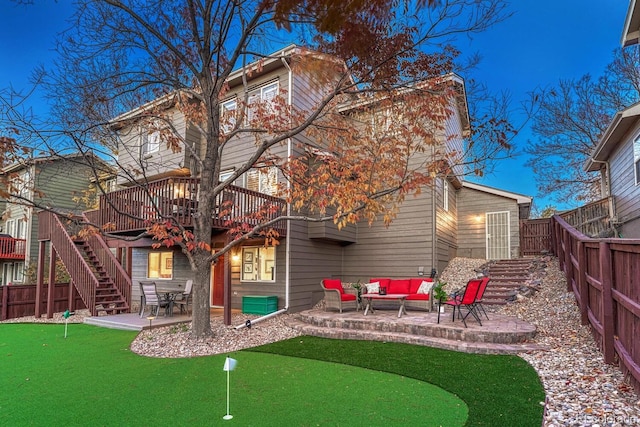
[519,218,553,255]
[551,214,640,392]
[0,283,85,321]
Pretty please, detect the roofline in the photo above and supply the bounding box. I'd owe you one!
[462,181,532,204]
[622,0,640,47]
[2,152,109,174]
[585,100,640,172]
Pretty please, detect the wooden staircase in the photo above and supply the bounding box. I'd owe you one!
[482,258,535,305]
[74,239,129,315]
[46,213,131,316]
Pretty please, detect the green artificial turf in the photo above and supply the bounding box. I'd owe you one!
[250,336,546,426]
[0,324,544,426]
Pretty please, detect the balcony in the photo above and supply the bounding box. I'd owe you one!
[89,177,287,236]
[0,236,26,260]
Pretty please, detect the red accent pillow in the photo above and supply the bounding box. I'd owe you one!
[323,279,344,294]
[389,279,410,294]
[410,278,432,294]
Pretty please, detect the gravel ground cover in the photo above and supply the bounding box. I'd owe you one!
[3,256,639,426]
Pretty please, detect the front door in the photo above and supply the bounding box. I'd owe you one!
[486,211,511,260]
[210,254,225,306]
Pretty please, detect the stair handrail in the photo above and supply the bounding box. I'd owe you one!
[49,213,100,315]
[81,213,132,308]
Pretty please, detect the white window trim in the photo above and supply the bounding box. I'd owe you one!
[634,135,640,186]
[240,246,276,282]
[141,129,160,157]
[221,99,237,134]
[147,251,173,280]
[245,167,278,196]
[247,81,279,123]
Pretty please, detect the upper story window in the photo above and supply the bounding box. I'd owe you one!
[141,130,160,157]
[245,167,278,196]
[248,81,279,123]
[220,99,237,134]
[634,135,640,186]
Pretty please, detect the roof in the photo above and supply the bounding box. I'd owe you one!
[585,101,640,172]
[462,181,532,204]
[622,0,640,47]
[2,152,110,174]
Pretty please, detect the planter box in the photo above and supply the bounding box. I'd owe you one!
[242,295,278,315]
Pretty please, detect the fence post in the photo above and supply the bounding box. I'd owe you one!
[577,240,589,325]
[1,286,7,321]
[563,229,573,292]
[599,241,615,364]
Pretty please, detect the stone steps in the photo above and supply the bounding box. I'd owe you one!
[286,309,547,355]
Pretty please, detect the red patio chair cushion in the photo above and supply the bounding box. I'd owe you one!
[323,279,344,294]
[340,293,357,301]
[406,293,430,301]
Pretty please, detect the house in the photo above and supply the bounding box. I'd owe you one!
[37,46,532,317]
[0,154,109,286]
[585,101,640,237]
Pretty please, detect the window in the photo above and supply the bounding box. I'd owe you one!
[221,99,237,134]
[634,135,640,185]
[16,219,26,239]
[5,220,15,237]
[147,251,173,279]
[241,246,275,281]
[141,130,160,156]
[245,167,278,196]
[443,178,449,212]
[248,81,279,123]
[13,262,24,283]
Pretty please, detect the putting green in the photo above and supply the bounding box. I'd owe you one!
[0,324,467,426]
[227,352,468,425]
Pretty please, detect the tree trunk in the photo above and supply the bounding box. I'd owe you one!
[191,249,213,336]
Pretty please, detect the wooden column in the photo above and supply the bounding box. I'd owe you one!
[46,246,57,319]
[223,252,231,326]
[35,241,46,318]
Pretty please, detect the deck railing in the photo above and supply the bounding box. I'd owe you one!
[0,237,26,260]
[94,177,286,235]
[552,214,640,393]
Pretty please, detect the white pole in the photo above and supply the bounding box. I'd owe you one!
[223,361,233,420]
[64,319,68,338]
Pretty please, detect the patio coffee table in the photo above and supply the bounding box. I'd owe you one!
[361,293,409,318]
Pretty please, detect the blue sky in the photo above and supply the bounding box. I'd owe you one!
[0,0,631,212]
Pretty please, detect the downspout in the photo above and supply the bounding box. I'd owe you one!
[431,145,437,275]
[235,54,293,329]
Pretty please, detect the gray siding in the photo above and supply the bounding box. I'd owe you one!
[457,186,521,259]
[608,126,640,237]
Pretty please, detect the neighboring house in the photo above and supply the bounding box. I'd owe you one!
[585,101,640,237]
[37,46,533,316]
[0,154,107,285]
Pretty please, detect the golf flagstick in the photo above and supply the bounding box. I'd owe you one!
[223,356,237,420]
[63,309,73,338]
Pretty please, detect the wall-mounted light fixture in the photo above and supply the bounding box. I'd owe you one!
[474,215,483,222]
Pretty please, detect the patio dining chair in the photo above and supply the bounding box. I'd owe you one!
[139,281,172,318]
[173,279,193,315]
[439,278,484,327]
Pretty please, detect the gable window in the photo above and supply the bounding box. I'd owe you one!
[248,81,279,123]
[245,167,278,196]
[141,130,160,156]
[241,246,275,282]
[147,251,173,279]
[221,99,237,134]
[634,135,640,185]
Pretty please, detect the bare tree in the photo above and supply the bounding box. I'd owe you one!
[526,46,640,205]
[1,0,515,337]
